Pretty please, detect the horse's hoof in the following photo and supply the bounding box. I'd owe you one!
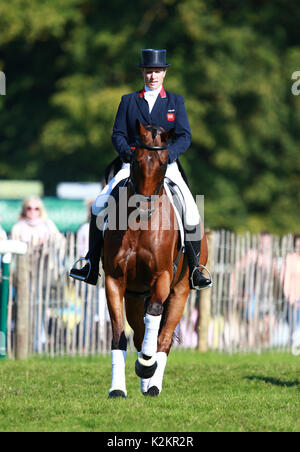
[135,358,158,379]
[147,386,160,397]
[108,390,127,399]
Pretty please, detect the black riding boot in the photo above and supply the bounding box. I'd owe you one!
[184,232,212,290]
[69,213,103,286]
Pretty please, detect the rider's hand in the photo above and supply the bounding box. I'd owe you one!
[121,148,133,163]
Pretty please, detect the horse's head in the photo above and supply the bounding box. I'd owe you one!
[131,120,174,198]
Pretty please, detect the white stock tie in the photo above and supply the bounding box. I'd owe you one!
[144,88,160,113]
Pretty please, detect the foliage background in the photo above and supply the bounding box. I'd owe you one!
[0,0,300,233]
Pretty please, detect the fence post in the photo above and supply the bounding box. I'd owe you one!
[15,253,29,360]
[0,253,11,359]
[198,230,213,352]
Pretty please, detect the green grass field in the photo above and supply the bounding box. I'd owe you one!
[0,351,299,432]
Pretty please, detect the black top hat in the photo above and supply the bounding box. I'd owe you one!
[139,49,170,68]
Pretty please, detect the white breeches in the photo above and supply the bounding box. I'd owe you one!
[92,162,200,227]
[166,162,200,226]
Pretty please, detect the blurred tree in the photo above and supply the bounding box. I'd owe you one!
[0,0,300,233]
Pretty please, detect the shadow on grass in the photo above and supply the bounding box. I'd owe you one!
[245,376,300,390]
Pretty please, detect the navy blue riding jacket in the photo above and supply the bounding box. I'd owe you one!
[111,87,192,163]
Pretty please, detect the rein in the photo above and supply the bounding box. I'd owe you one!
[128,177,164,201]
[135,138,168,151]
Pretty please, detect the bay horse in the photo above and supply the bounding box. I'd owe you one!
[103,121,208,398]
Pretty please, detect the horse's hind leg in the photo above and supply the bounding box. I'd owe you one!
[125,294,145,352]
[105,275,127,398]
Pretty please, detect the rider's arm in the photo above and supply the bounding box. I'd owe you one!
[167,97,192,163]
[111,95,132,162]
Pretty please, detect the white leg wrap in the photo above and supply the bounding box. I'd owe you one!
[148,352,167,393]
[141,378,150,394]
[137,352,151,394]
[109,350,127,396]
[141,314,162,357]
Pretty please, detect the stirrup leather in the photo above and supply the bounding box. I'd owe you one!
[190,264,213,291]
[69,257,92,282]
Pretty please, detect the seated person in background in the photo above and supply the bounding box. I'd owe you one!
[11,196,60,246]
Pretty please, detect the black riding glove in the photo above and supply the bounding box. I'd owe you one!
[120,148,133,164]
[167,144,177,164]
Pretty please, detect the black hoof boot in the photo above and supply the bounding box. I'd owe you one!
[147,386,160,397]
[108,390,127,399]
[135,358,158,379]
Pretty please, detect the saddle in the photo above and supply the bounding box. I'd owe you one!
[105,157,123,185]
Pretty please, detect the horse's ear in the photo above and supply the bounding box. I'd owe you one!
[136,119,140,135]
[136,120,147,136]
[161,128,175,143]
[140,123,148,135]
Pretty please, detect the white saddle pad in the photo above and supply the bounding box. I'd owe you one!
[163,181,185,249]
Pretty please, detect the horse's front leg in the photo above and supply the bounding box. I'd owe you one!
[135,271,170,380]
[105,275,127,398]
[146,278,190,396]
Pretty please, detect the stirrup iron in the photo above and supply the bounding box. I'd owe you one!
[69,257,92,281]
[190,264,213,291]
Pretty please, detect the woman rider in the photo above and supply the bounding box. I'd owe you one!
[70,49,211,290]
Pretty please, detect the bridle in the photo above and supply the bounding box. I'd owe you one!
[135,124,168,152]
[128,125,168,217]
[135,137,168,152]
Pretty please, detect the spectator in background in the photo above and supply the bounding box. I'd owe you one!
[11,197,61,352]
[229,232,276,348]
[11,196,60,246]
[284,235,300,333]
